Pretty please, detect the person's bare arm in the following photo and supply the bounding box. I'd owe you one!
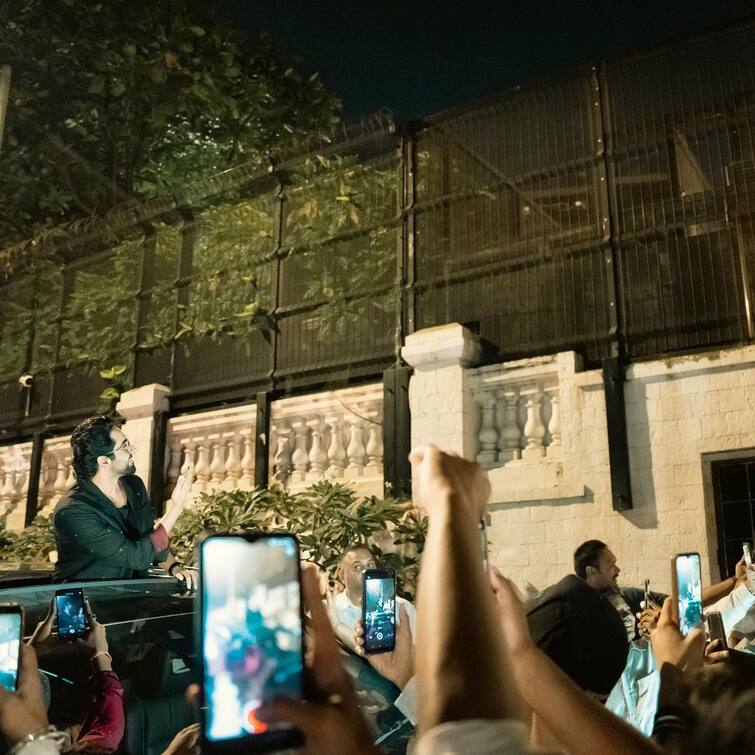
[702,557,747,606]
[410,446,524,735]
[490,569,663,755]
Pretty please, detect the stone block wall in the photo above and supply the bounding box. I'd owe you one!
[403,324,755,596]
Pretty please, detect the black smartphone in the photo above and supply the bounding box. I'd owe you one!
[362,568,396,654]
[199,533,305,754]
[671,552,703,637]
[0,604,24,692]
[705,610,728,650]
[55,587,89,639]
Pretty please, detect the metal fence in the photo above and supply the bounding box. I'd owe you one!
[2,18,755,436]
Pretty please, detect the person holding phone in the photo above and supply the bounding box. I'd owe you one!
[52,415,197,588]
[28,597,125,752]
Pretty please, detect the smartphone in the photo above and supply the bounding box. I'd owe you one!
[199,533,304,753]
[705,610,728,651]
[362,569,396,654]
[671,552,703,637]
[744,542,752,568]
[55,587,89,639]
[479,516,490,573]
[0,605,23,692]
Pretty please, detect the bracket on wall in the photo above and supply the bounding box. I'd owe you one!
[603,357,633,511]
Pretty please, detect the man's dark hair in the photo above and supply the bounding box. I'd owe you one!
[339,544,375,565]
[71,415,116,481]
[574,539,607,579]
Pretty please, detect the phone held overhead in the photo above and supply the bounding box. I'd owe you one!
[199,533,305,754]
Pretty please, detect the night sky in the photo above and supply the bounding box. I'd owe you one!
[214,0,755,121]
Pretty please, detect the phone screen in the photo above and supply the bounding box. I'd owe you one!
[0,611,22,692]
[201,534,303,748]
[363,570,396,653]
[55,588,88,638]
[674,553,703,636]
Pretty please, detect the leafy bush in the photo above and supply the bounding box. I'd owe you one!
[0,516,56,564]
[171,481,426,597]
[0,484,428,596]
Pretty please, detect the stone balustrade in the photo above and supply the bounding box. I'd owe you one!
[165,403,258,507]
[0,441,33,530]
[470,355,563,469]
[270,383,384,498]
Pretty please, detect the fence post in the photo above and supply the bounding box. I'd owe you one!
[382,367,412,498]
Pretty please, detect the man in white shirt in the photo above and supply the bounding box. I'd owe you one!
[327,545,418,724]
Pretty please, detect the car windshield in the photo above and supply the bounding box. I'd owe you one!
[2,577,413,755]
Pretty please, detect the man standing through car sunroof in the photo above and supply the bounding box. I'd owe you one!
[53,415,197,589]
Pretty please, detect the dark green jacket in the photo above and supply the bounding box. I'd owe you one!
[53,475,169,581]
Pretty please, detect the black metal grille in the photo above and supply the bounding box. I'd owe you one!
[604,21,755,357]
[2,19,755,432]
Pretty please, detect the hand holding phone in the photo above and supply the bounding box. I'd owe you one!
[705,610,728,651]
[744,542,752,568]
[200,533,304,753]
[362,569,396,654]
[671,553,703,637]
[54,588,90,640]
[0,605,24,692]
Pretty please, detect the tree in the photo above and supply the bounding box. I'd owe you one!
[0,0,341,247]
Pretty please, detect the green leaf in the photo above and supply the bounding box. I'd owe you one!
[87,75,105,94]
[190,25,205,36]
[99,387,121,400]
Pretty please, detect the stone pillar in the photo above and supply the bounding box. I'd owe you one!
[401,323,482,459]
[115,383,170,490]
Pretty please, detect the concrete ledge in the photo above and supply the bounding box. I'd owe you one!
[488,482,586,506]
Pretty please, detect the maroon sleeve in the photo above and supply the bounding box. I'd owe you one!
[75,671,125,752]
[149,523,170,552]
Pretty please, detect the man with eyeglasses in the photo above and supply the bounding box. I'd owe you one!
[52,415,197,589]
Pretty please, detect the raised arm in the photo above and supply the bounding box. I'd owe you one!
[490,570,663,755]
[410,445,524,735]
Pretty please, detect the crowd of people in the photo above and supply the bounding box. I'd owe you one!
[0,415,753,754]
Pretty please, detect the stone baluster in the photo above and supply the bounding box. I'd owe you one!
[273,424,293,484]
[64,457,75,490]
[240,433,255,490]
[37,455,55,510]
[498,389,522,462]
[0,462,14,507]
[365,416,383,474]
[165,441,183,499]
[306,419,328,481]
[290,422,310,482]
[194,443,211,492]
[544,384,562,457]
[476,393,499,468]
[51,450,68,505]
[521,387,546,460]
[325,416,346,478]
[224,435,242,491]
[345,416,367,475]
[209,438,226,490]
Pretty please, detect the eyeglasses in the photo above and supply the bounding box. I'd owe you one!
[114,438,132,452]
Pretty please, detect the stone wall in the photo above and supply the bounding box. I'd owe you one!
[403,324,755,596]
